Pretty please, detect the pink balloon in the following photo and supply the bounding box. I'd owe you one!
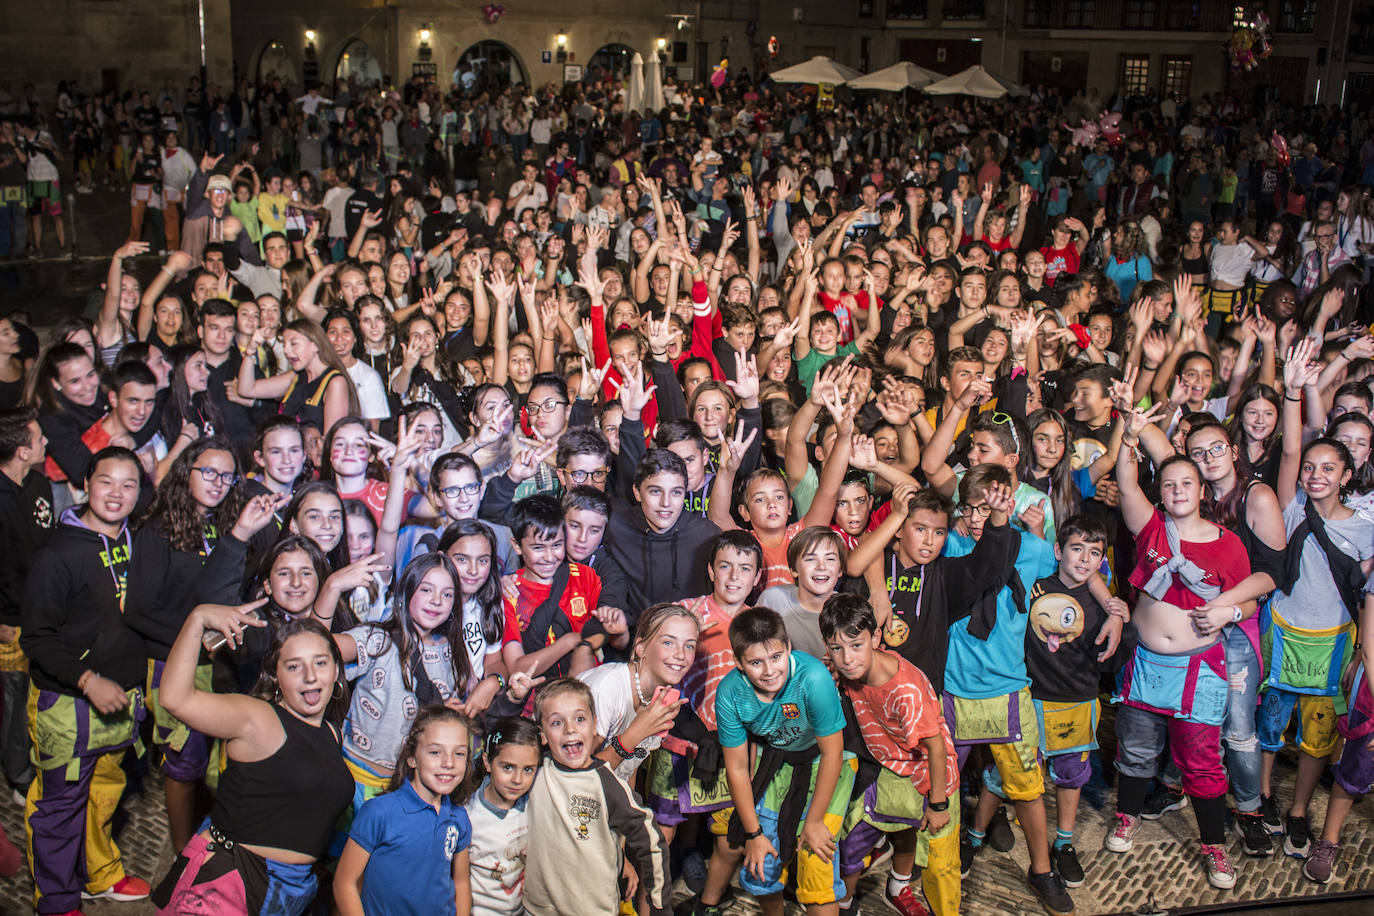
[710,67,727,88]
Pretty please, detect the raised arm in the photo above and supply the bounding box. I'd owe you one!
[1008,184,1031,250]
[98,241,148,345]
[1116,403,1166,535]
[488,269,515,388]
[741,184,761,283]
[1278,336,1319,506]
[920,375,993,498]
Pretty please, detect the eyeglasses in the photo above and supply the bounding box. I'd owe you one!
[528,398,569,415]
[1188,443,1229,462]
[563,467,609,485]
[438,482,482,499]
[958,503,993,519]
[193,467,238,486]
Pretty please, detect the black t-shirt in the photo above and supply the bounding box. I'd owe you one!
[344,188,383,239]
[132,105,159,132]
[1025,574,1134,703]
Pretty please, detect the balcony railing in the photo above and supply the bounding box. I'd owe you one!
[1023,0,1235,31]
[699,0,761,20]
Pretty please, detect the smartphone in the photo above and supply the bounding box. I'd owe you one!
[652,687,681,738]
[202,607,263,653]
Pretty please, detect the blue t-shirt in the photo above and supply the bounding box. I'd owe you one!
[351,780,473,916]
[715,651,845,752]
[942,529,1057,700]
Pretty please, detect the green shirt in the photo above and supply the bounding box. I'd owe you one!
[797,342,860,392]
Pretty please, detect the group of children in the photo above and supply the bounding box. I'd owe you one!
[6,118,1374,916]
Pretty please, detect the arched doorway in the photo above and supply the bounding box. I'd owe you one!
[586,43,634,83]
[336,39,383,89]
[454,40,528,94]
[256,41,294,86]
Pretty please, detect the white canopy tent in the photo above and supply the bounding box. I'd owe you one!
[768,55,863,86]
[627,52,646,112]
[847,61,944,92]
[922,65,1025,99]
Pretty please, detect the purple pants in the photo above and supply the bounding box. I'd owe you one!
[1046,752,1091,790]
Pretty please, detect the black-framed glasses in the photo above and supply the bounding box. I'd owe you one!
[563,467,609,485]
[438,482,482,499]
[193,467,238,486]
[528,398,569,415]
[958,503,993,519]
[1188,443,1229,462]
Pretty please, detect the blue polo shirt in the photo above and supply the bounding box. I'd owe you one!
[351,779,473,916]
[715,651,845,752]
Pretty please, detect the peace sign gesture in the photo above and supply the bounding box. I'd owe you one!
[720,421,758,476]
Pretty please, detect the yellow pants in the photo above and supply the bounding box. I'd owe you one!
[916,806,963,916]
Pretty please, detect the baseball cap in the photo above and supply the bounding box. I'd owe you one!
[207,174,232,193]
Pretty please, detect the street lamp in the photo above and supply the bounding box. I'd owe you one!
[556,31,568,63]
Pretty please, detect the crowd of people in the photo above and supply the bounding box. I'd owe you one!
[0,64,1373,916]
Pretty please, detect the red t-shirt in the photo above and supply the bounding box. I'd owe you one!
[338,479,418,529]
[500,562,602,646]
[680,593,739,731]
[1040,244,1081,284]
[1127,509,1251,611]
[842,651,960,798]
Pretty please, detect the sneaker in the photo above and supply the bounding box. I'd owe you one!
[1141,783,1188,820]
[1051,843,1085,888]
[1104,813,1141,853]
[1303,839,1339,884]
[1200,843,1236,889]
[693,903,723,916]
[0,823,19,878]
[82,875,151,901]
[680,850,708,896]
[1283,812,1312,858]
[960,831,982,877]
[1258,794,1284,835]
[865,836,894,874]
[882,883,930,916]
[839,896,861,916]
[1027,867,1075,916]
[987,805,1015,852]
[1233,810,1274,857]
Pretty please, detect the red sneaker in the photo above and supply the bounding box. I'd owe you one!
[882,883,931,916]
[82,874,151,901]
[0,822,21,878]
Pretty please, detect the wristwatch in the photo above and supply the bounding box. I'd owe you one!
[1231,605,1243,623]
[742,827,765,841]
[927,798,950,812]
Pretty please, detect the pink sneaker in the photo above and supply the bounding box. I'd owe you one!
[82,874,151,901]
[1104,813,1141,853]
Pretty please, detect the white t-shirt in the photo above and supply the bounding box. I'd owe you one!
[1209,242,1253,288]
[323,186,353,240]
[461,596,501,683]
[465,783,529,916]
[345,360,390,421]
[577,663,660,783]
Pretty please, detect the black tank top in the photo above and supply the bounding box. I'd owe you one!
[1181,250,1209,278]
[210,704,353,857]
[278,369,339,431]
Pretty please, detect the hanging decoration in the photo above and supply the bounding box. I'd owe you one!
[482,4,506,24]
[767,36,779,58]
[1227,11,1273,71]
[1270,130,1291,167]
[710,59,729,88]
[1063,111,1124,149]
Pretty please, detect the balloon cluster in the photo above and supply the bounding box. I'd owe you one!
[481,4,505,24]
[710,59,728,88]
[1228,12,1273,71]
[1064,111,1123,148]
[1270,130,1291,167]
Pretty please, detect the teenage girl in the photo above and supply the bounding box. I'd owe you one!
[335,706,475,916]
[154,611,353,916]
[1022,407,1121,528]
[236,319,359,434]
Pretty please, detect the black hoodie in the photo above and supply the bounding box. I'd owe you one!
[603,504,720,617]
[22,508,146,694]
[0,468,55,626]
[125,523,248,661]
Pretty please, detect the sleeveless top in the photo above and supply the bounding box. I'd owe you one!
[210,704,353,858]
[99,329,136,371]
[279,368,341,430]
[1181,248,1210,279]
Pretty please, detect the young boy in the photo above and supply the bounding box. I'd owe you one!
[919,346,999,450]
[793,276,880,392]
[922,380,1055,542]
[940,466,1074,916]
[779,359,862,518]
[822,594,960,916]
[696,607,855,916]
[711,376,853,588]
[525,677,671,916]
[22,447,151,911]
[655,419,715,517]
[409,451,515,573]
[1024,516,1133,888]
[646,530,764,847]
[756,525,849,661]
[256,169,289,236]
[79,361,173,482]
[500,494,601,679]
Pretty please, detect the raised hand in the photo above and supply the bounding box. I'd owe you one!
[612,363,657,417]
[508,437,558,483]
[361,208,384,229]
[720,421,758,476]
[849,433,879,471]
[956,375,994,411]
[232,493,287,540]
[724,351,760,403]
[1125,402,1165,440]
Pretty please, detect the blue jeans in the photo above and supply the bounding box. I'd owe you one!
[1222,625,1262,812]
